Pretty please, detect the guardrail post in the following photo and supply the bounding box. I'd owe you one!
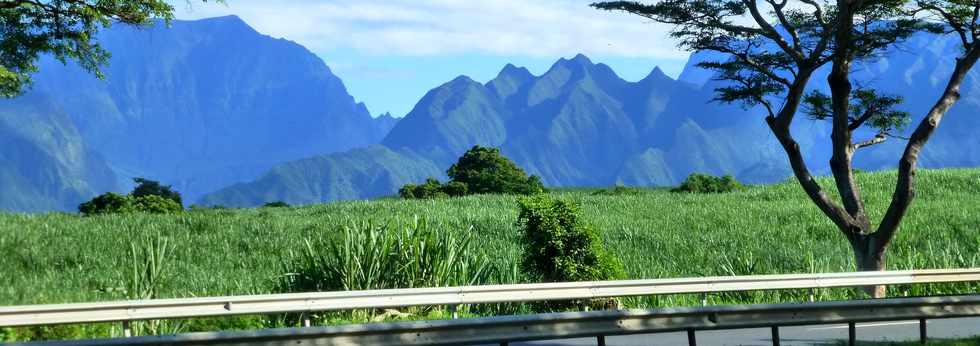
[848,322,856,346]
[303,317,311,327]
[597,334,606,346]
[808,288,815,302]
[919,318,927,344]
[701,293,708,307]
[771,326,780,346]
[687,329,697,346]
[449,304,459,319]
[122,321,131,338]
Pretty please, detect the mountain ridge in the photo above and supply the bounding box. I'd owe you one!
[203,31,980,207]
[0,16,396,211]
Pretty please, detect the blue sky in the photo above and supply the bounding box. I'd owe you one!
[172,0,690,117]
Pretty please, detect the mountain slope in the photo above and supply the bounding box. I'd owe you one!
[19,15,393,203]
[0,95,119,212]
[199,146,441,207]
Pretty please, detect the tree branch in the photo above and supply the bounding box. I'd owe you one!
[875,46,980,250]
[853,133,887,150]
[742,0,807,62]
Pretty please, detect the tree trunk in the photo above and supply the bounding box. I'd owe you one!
[851,236,887,298]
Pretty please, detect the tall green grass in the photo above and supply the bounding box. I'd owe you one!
[1,169,979,340]
[279,217,490,292]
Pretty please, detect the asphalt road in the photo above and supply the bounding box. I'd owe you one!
[494,317,980,346]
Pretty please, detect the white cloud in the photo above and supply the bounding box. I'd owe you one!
[173,0,687,59]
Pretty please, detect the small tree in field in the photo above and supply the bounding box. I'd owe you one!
[594,0,980,297]
[132,177,182,206]
[399,145,544,199]
[448,145,545,195]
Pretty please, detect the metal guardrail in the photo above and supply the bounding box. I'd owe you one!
[10,295,980,346]
[2,268,980,328]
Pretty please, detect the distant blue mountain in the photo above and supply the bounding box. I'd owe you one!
[204,32,980,207]
[0,16,395,211]
[0,94,119,212]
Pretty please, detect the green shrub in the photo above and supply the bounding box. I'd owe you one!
[79,179,185,216]
[263,201,290,208]
[672,173,743,193]
[448,145,545,195]
[442,181,469,197]
[131,195,183,214]
[78,192,133,215]
[399,178,449,199]
[132,177,182,206]
[516,195,624,283]
[400,145,544,199]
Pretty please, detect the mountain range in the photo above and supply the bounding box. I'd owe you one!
[202,31,980,208]
[0,16,392,211]
[4,16,980,211]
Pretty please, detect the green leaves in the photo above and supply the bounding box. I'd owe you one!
[401,145,544,199]
[78,177,183,215]
[672,173,743,194]
[804,88,911,137]
[0,0,218,97]
[516,195,624,284]
[447,145,545,196]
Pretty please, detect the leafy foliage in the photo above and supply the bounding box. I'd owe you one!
[591,1,933,116]
[448,145,545,195]
[673,173,743,194]
[804,88,910,137]
[0,0,218,97]
[262,201,290,208]
[516,195,624,283]
[78,193,181,215]
[78,192,133,215]
[400,146,543,199]
[131,195,183,214]
[399,178,449,199]
[132,178,182,206]
[78,178,183,215]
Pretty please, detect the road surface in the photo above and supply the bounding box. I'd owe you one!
[493,317,980,345]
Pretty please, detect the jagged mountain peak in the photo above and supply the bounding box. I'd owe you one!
[170,14,258,35]
[639,66,671,83]
[496,63,534,80]
[448,75,479,86]
[560,53,594,66]
[488,64,535,101]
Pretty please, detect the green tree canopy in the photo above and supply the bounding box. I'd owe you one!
[0,0,218,97]
[132,177,182,206]
[593,0,980,297]
[447,145,544,195]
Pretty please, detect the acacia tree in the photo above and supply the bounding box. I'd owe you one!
[0,0,218,97]
[593,0,980,297]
